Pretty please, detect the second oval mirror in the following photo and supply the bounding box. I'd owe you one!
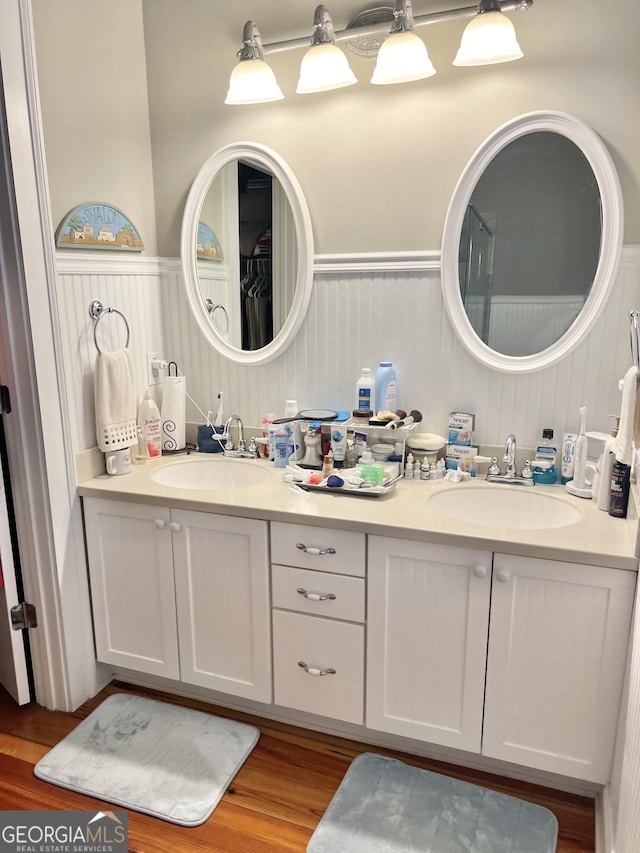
[181,142,314,365]
[441,111,623,373]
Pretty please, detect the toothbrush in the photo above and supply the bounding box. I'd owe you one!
[573,406,588,489]
[214,392,224,428]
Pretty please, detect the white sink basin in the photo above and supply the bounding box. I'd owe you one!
[429,486,581,530]
[151,458,272,491]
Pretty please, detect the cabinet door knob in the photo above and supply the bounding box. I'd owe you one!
[154,519,166,529]
[472,565,488,578]
[297,587,337,602]
[298,661,336,677]
[496,568,511,583]
[169,522,181,532]
[296,543,336,556]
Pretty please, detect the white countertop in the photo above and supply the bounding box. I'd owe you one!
[77,452,640,571]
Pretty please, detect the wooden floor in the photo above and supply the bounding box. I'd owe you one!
[0,681,595,852]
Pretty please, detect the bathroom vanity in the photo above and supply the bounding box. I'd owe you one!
[78,454,638,789]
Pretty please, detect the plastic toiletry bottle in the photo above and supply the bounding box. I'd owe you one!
[262,413,275,459]
[137,389,162,458]
[532,428,557,485]
[322,449,334,478]
[356,368,375,412]
[375,362,397,412]
[609,459,631,518]
[404,452,414,479]
[595,433,617,511]
[273,430,288,468]
[420,458,430,480]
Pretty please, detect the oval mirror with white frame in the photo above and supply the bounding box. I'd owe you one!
[181,142,314,365]
[441,111,623,373]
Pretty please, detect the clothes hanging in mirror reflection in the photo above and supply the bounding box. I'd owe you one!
[241,257,272,350]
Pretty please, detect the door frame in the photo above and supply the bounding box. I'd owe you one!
[0,0,101,710]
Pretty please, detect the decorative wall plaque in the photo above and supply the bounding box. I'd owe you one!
[55,203,143,251]
[197,222,223,261]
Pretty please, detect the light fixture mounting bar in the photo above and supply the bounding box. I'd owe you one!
[263,0,533,55]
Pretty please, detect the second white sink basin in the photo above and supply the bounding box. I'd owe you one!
[429,485,582,530]
[151,457,272,491]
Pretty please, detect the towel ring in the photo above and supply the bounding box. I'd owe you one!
[204,298,229,336]
[89,300,131,353]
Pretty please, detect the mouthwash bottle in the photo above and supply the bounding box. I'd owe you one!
[533,428,558,484]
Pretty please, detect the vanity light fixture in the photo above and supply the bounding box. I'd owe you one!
[225,21,284,105]
[453,0,523,67]
[371,0,436,85]
[226,0,533,104]
[296,5,357,94]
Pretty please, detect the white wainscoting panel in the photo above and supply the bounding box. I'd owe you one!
[54,254,165,453]
[57,248,640,454]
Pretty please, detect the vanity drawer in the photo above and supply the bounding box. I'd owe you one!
[271,521,365,577]
[272,609,364,724]
[272,565,365,623]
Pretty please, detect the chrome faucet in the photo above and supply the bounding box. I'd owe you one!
[485,433,534,486]
[503,433,517,478]
[222,415,258,458]
[224,414,246,452]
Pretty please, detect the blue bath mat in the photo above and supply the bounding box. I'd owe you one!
[308,753,558,852]
[34,693,259,826]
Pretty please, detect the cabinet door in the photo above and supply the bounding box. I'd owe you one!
[483,554,636,782]
[171,509,272,703]
[367,536,492,752]
[83,498,179,678]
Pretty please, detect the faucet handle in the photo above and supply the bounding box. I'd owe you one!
[488,457,500,476]
[521,459,534,479]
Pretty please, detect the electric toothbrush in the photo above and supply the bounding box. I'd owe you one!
[566,406,592,498]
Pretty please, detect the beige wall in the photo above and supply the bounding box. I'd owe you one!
[32,1,639,259]
[141,0,640,256]
[32,0,157,255]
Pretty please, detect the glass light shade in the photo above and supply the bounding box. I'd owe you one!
[371,30,436,85]
[225,60,284,105]
[296,43,357,94]
[453,10,523,66]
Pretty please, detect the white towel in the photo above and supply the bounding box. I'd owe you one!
[614,365,638,466]
[94,348,138,452]
[161,375,186,452]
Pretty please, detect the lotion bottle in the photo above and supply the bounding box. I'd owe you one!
[137,389,162,458]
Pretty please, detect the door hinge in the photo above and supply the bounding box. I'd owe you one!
[10,601,37,630]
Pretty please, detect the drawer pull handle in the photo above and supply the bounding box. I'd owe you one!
[297,587,337,602]
[296,543,336,556]
[298,661,336,677]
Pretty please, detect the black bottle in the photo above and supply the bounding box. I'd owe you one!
[609,460,631,518]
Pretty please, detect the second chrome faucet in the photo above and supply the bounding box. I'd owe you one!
[486,433,534,486]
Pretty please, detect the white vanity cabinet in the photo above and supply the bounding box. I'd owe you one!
[367,536,493,752]
[270,522,366,724]
[83,498,271,703]
[367,536,635,783]
[483,553,635,783]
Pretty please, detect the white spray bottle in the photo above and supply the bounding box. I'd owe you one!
[566,406,592,498]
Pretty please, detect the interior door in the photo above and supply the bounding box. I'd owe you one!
[0,412,31,704]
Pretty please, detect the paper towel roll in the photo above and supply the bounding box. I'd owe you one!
[161,375,186,451]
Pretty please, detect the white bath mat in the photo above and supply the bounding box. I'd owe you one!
[308,753,558,853]
[34,693,259,826]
